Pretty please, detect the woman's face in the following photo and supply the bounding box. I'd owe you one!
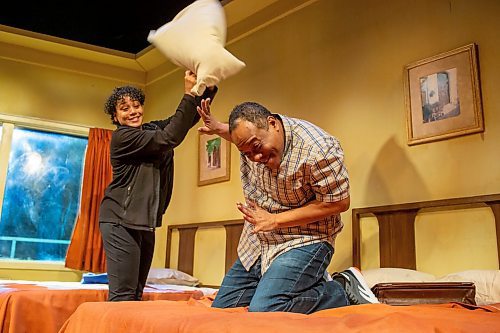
[114,96,144,127]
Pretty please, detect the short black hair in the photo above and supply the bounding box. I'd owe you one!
[228,102,272,133]
[104,86,145,126]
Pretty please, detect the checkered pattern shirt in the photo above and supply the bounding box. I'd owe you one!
[237,114,350,274]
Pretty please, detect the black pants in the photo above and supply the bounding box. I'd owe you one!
[99,222,155,301]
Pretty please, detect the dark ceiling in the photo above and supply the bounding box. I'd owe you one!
[0,1,226,54]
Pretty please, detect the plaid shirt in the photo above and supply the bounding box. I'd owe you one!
[237,114,350,274]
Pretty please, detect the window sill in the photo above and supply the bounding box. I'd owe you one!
[0,259,77,271]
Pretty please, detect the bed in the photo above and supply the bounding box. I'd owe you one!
[58,193,500,333]
[0,278,216,333]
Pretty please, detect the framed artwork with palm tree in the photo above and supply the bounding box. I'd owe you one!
[198,133,231,186]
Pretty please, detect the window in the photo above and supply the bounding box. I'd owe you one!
[0,116,88,262]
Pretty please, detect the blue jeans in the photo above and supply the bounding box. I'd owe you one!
[212,242,348,314]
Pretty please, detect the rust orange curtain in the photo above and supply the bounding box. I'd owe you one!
[65,128,113,273]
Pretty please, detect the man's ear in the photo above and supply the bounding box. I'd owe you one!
[267,116,279,130]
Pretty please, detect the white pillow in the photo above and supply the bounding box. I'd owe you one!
[362,268,436,288]
[437,270,500,305]
[147,0,246,96]
[147,268,199,287]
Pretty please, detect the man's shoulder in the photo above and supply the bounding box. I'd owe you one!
[281,115,329,136]
[287,119,336,146]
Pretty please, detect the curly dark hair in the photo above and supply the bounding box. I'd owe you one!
[228,102,272,133]
[104,86,145,125]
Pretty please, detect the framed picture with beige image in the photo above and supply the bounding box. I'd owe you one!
[404,43,484,145]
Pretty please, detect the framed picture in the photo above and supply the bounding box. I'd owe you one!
[404,43,484,145]
[198,133,231,186]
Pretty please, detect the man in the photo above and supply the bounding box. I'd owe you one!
[196,100,378,314]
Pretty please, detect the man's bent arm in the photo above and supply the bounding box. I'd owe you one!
[274,197,350,228]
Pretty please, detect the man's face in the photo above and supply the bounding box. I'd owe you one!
[114,96,144,128]
[230,117,284,170]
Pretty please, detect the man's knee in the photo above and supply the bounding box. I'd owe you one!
[248,303,276,312]
[248,295,288,312]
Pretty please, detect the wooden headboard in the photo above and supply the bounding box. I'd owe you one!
[164,193,500,282]
[165,219,244,277]
[352,193,500,270]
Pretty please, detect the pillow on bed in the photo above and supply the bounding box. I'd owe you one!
[362,268,436,288]
[147,0,246,96]
[437,270,500,305]
[81,272,109,284]
[147,268,199,287]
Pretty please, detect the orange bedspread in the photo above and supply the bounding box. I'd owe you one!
[0,283,203,333]
[59,298,500,333]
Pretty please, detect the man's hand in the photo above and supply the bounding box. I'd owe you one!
[236,201,278,233]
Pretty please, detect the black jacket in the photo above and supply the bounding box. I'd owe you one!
[99,89,217,230]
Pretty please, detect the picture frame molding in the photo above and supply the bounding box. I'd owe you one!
[403,43,484,146]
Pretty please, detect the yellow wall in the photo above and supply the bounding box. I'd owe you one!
[0,58,122,130]
[148,0,500,285]
[0,0,499,284]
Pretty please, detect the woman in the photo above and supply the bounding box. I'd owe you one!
[99,71,216,301]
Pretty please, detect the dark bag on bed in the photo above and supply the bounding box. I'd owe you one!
[371,282,476,306]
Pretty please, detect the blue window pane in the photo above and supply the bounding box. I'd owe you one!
[0,128,87,261]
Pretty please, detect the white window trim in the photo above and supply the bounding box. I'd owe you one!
[0,123,13,222]
[0,259,71,271]
[0,113,90,137]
